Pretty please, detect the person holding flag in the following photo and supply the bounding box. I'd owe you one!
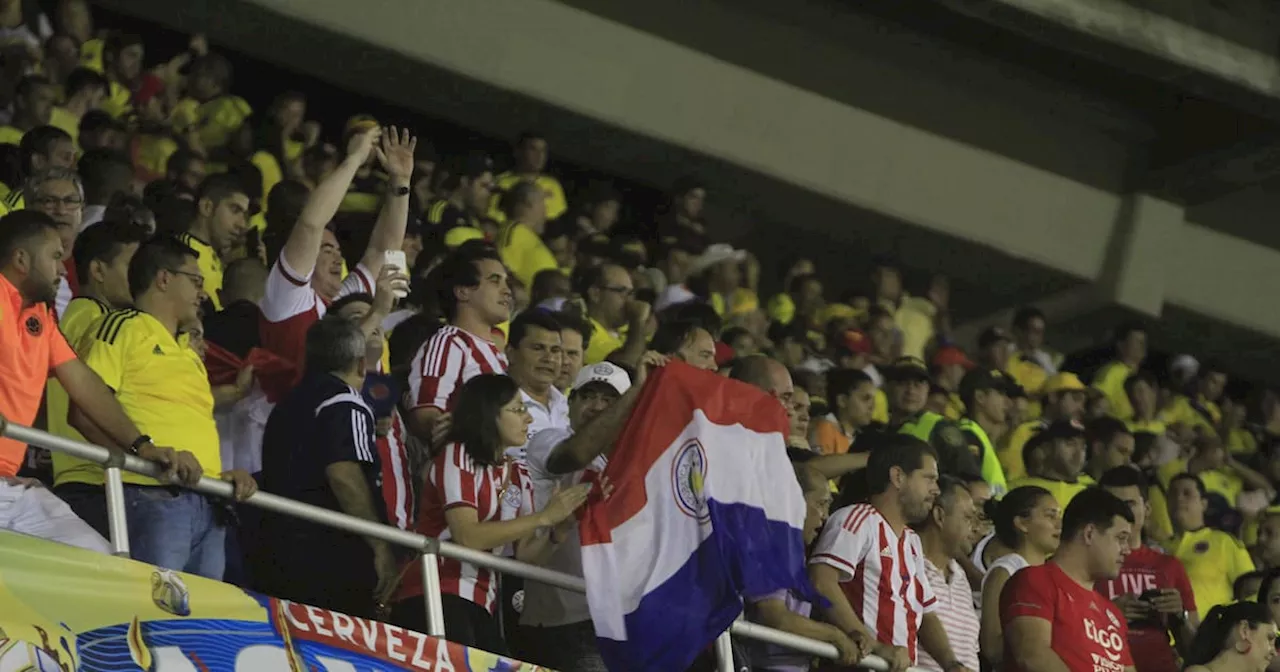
[808,434,974,672]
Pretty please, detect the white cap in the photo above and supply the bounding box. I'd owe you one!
[688,243,746,276]
[1170,354,1199,380]
[572,361,632,395]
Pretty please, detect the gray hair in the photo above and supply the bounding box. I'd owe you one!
[25,167,84,200]
[304,315,367,374]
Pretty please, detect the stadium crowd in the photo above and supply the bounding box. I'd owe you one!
[4,2,1280,672]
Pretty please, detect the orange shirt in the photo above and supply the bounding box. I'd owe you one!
[812,417,853,456]
[0,273,75,475]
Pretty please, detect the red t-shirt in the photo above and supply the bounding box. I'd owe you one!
[1001,562,1133,672]
[1095,546,1196,672]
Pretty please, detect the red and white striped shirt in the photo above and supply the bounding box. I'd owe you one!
[395,441,534,613]
[376,408,414,530]
[408,325,507,412]
[916,559,980,672]
[810,503,938,663]
[259,255,374,372]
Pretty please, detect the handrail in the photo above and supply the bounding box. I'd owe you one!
[3,422,919,672]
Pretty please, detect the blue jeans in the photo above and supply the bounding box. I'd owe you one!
[124,486,225,580]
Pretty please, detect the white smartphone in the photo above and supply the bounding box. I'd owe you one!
[383,250,409,299]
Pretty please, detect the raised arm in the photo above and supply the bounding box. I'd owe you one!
[281,128,378,277]
[357,127,416,277]
[546,352,667,475]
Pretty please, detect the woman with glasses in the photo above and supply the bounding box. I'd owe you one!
[389,373,591,653]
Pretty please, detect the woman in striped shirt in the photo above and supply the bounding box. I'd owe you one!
[390,374,590,653]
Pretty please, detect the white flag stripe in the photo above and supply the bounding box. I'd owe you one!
[582,410,805,641]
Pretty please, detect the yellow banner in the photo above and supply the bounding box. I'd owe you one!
[0,531,553,671]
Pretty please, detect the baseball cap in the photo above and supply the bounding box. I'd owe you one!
[960,368,1015,401]
[883,356,931,382]
[978,327,1012,350]
[1026,418,1087,452]
[932,345,975,370]
[572,362,632,395]
[1044,372,1087,395]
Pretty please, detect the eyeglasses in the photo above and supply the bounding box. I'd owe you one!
[32,195,83,209]
[503,403,529,415]
[166,269,205,291]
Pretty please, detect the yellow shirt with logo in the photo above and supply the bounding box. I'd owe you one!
[1007,476,1087,508]
[1156,459,1242,506]
[48,297,111,485]
[1092,360,1135,420]
[1163,394,1220,436]
[489,172,568,222]
[497,221,558,289]
[179,233,224,311]
[585,318,624,365]
[1164,526,1254,614]
[66,309,221,486]
[710,289,760,319]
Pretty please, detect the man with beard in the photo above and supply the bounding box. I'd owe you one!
[0,212,187,553]
[1001,488,1136,672]
[809,433,964,672]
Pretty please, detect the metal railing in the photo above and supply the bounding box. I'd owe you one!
[4,422,920,672]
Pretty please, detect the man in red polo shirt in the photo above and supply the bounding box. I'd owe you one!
[0,211,199,552]
[1001,488,1137,672]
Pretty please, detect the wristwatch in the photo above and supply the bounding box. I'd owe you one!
[391,184,410,197]
[128,435,153,455]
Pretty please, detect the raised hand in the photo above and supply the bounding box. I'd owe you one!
[375,126,417,182]
[346,126,381,165]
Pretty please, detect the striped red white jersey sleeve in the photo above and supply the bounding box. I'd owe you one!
[408,325,508,412]
[375,409,414,530]
[398,442,528,613]
[809,503,938,663]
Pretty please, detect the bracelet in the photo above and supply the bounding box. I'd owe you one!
[128,435,152,455]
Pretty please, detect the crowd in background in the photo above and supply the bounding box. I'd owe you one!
[4,1,1280,671]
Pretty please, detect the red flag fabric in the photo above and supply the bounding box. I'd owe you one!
[204,341,297,404]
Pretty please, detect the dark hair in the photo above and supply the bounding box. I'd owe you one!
[554,311,591,350]
[263,180,311,262]
[196,172,249,209]
[865,433,938,496]
[508,310,561,350]
[328,292,374,317]
[18,126,71,174]
[515,130,545,147]
[78,110,121,146]
[721,326,751,348]
[64,68,108,99]
[1168,472,1208,499]
[1098,465,1149,494]
[986,485,1052,548]
[499,180,542,219]
[794,464,826,495]
[1113,322,1146,345]
[0,210,58,264]
[166,149,203,179]
[431,241,503,320]
[1235,571,1265,601]
[659,301,722,339]
[103,31,143,63]
[304,315,366,375]
[72,222,147,287]
[127,237,198,299]
[930,474,968,516]
[650,319,704,357]
[828,368,873,402]
[447,374,520,467]
[1258,568,1280,609]
[1012,306,1045,330]
[1184,601,1273,667]
[152,197,200,238]
[14,74,51,102]
[1060,487,1134,542]
[1122,370,1159,402]
[77,148,133,205]
[1086,416,1131,448]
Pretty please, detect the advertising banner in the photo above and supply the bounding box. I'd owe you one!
[0,531,552,671]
